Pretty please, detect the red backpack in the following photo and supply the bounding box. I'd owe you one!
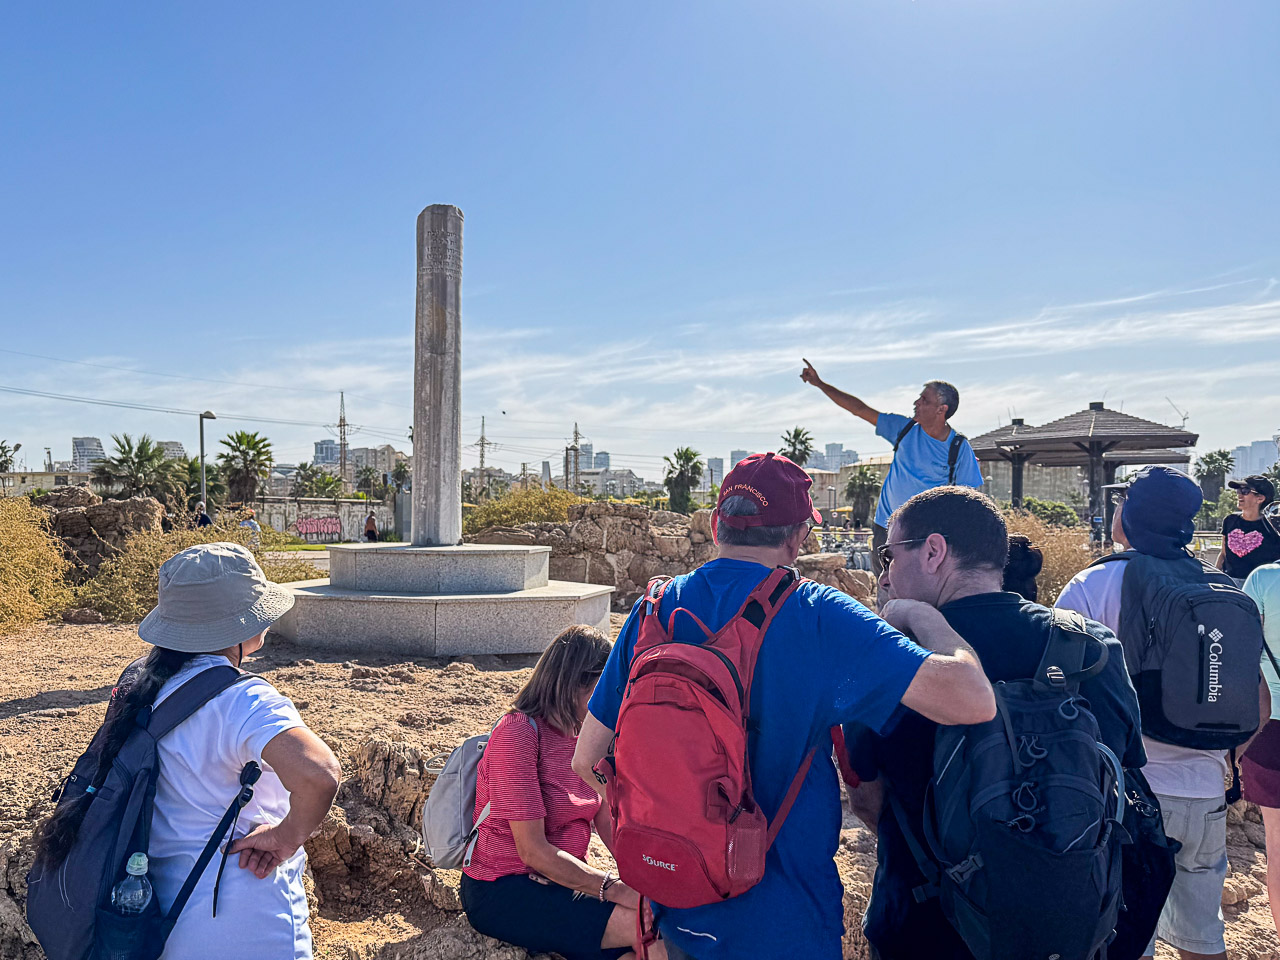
[595,566,846,910]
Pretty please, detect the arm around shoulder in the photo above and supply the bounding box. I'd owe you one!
[883,600,995,726]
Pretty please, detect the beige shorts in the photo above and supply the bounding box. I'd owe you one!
[1146,793,1228,956]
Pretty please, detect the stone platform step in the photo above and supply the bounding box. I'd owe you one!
[273,578,612,656]
[328,542,550,593]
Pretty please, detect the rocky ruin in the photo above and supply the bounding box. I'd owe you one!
[469,502,876,609]
[31,486,164,581]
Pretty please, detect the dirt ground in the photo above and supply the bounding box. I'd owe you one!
[2,620,1279,960]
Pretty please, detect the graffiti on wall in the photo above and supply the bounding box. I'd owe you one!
[293,516,342,540]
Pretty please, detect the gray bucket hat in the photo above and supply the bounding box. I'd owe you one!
[139,542,295,652]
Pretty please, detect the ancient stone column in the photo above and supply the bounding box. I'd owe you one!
[411,205,464,546]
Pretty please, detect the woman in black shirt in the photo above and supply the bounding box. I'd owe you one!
[1218,475,1280,582]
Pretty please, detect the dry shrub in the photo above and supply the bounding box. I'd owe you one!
[78,520,323,623]
[1003,508,1103,605]
[462,486,587,536]
[0,497,72,628]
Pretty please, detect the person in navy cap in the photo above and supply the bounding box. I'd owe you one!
[573,452,995,960]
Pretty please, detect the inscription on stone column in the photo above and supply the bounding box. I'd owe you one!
[420,229,462,281]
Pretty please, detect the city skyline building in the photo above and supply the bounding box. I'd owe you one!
[730,450,749,468]
[594,451,610,470]
[314,438,339,465]
[71,436,106,472]
[1229,438,1280,479]
[159,440,187,461]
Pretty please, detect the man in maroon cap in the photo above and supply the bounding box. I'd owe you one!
[573,452,995,960]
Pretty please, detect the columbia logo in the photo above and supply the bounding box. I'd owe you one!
[1209,628,1224,642]
[642,854,678,872]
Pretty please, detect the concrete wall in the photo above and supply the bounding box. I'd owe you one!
[255,497,396,543]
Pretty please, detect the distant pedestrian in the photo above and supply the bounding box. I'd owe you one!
[239,509,261,549]
[194,501,213,528]
[800,360,983,584]
[364,511,378,542]
[1218,476,1280,584]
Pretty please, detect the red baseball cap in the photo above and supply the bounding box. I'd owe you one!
[716,452,822,529]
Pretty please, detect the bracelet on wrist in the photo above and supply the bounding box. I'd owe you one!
[598,872,616,902]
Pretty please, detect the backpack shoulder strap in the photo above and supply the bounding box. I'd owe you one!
[722,567,804,702]
[147,665,256,740]
[1090,552,1132,568]
[946,432,967,485]
[633,577,678,656]
[893,420,917,452]
[1040,609,1109,689]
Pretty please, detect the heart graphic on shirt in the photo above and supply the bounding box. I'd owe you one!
[1228,528,1265,557]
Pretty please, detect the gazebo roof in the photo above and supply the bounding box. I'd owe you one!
[972,402,1197,463]
[1012,402,1197,451]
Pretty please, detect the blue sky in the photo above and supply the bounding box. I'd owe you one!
[2,1,1278,480]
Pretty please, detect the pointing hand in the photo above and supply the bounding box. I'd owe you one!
[800,358,822,386]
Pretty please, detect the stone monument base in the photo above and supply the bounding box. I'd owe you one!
[273,542,612,656]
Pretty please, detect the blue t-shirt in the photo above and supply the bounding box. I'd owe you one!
[874,413,984,528]
[587,558,931,960]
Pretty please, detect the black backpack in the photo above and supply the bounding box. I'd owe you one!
[890,610,1126,960]
[893,420,968,484]
[1109,768,1180,960]
[26,662,262,960]
[1092,551,1268,749]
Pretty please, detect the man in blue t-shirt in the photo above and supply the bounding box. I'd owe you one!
[800,361,983,582]
[573,452,997,960]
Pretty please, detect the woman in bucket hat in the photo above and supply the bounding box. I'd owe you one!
[35,543,341,959]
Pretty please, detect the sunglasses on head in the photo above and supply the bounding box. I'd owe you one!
[876,537,932,567]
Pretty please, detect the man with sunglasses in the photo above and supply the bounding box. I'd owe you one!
[844,485,1145,960]
[573,453,996,960]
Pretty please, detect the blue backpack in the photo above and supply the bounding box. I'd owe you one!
[890,610,1127,960]
[26,662,262,960]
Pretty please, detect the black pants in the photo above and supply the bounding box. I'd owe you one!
[460,873,628,960]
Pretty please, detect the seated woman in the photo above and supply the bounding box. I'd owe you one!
[462,625,663,960]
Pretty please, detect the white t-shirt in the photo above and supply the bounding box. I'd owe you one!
[1056,558,1228,800]
[148,655,310,959]
[1243,563,1280,720]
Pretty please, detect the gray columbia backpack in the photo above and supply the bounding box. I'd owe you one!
[26,662,262,960]
[891,610,1127,960]
[421,713,536,869]
[1092,551,1268,749]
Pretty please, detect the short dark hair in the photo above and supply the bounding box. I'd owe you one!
[925,380,960,419]
[510,625,611,736]
[890,486,1007,572]
[716,495,808,548]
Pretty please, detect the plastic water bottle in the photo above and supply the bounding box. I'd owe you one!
[110,853,153,916]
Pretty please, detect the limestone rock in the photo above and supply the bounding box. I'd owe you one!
[32,485,100,509]
[61,607,105,624]
[41,493,165,581]
[354,737,431,828]
[796,553,847,575]
[407,918,552,960]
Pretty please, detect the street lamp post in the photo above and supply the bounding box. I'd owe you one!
[199,411,217,508]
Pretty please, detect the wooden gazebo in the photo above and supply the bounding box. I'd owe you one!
[971,402,1198,533]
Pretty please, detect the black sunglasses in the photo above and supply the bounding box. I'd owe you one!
[877,537,932,567]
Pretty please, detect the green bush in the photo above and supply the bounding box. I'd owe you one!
[463,487,587,535]
[0,497,72,628]
[78,519,323,623]
[1022,497,1080,528]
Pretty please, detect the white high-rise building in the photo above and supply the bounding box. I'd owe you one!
[1229,440,1279,479]
[71,437,106,472]
[730,450,749,467]
[159,441,187,461]
[706,457,725,489]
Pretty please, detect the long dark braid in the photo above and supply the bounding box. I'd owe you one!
[34,647,200,868]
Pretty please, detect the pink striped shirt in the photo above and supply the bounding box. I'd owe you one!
[463,711,603,881]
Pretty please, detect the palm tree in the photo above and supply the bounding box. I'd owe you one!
[391,460,410,493]
[0,440,21,473]
[843,466,882,528]
[663,447,704,515]
[290,462,323,498]
[311,472,344,498]
[182,456,227,508]
[92,434,185,500]
[356,465,378,496]
[217,431,274,503]
[1193,449,1235,503]
[779,427,815,467]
